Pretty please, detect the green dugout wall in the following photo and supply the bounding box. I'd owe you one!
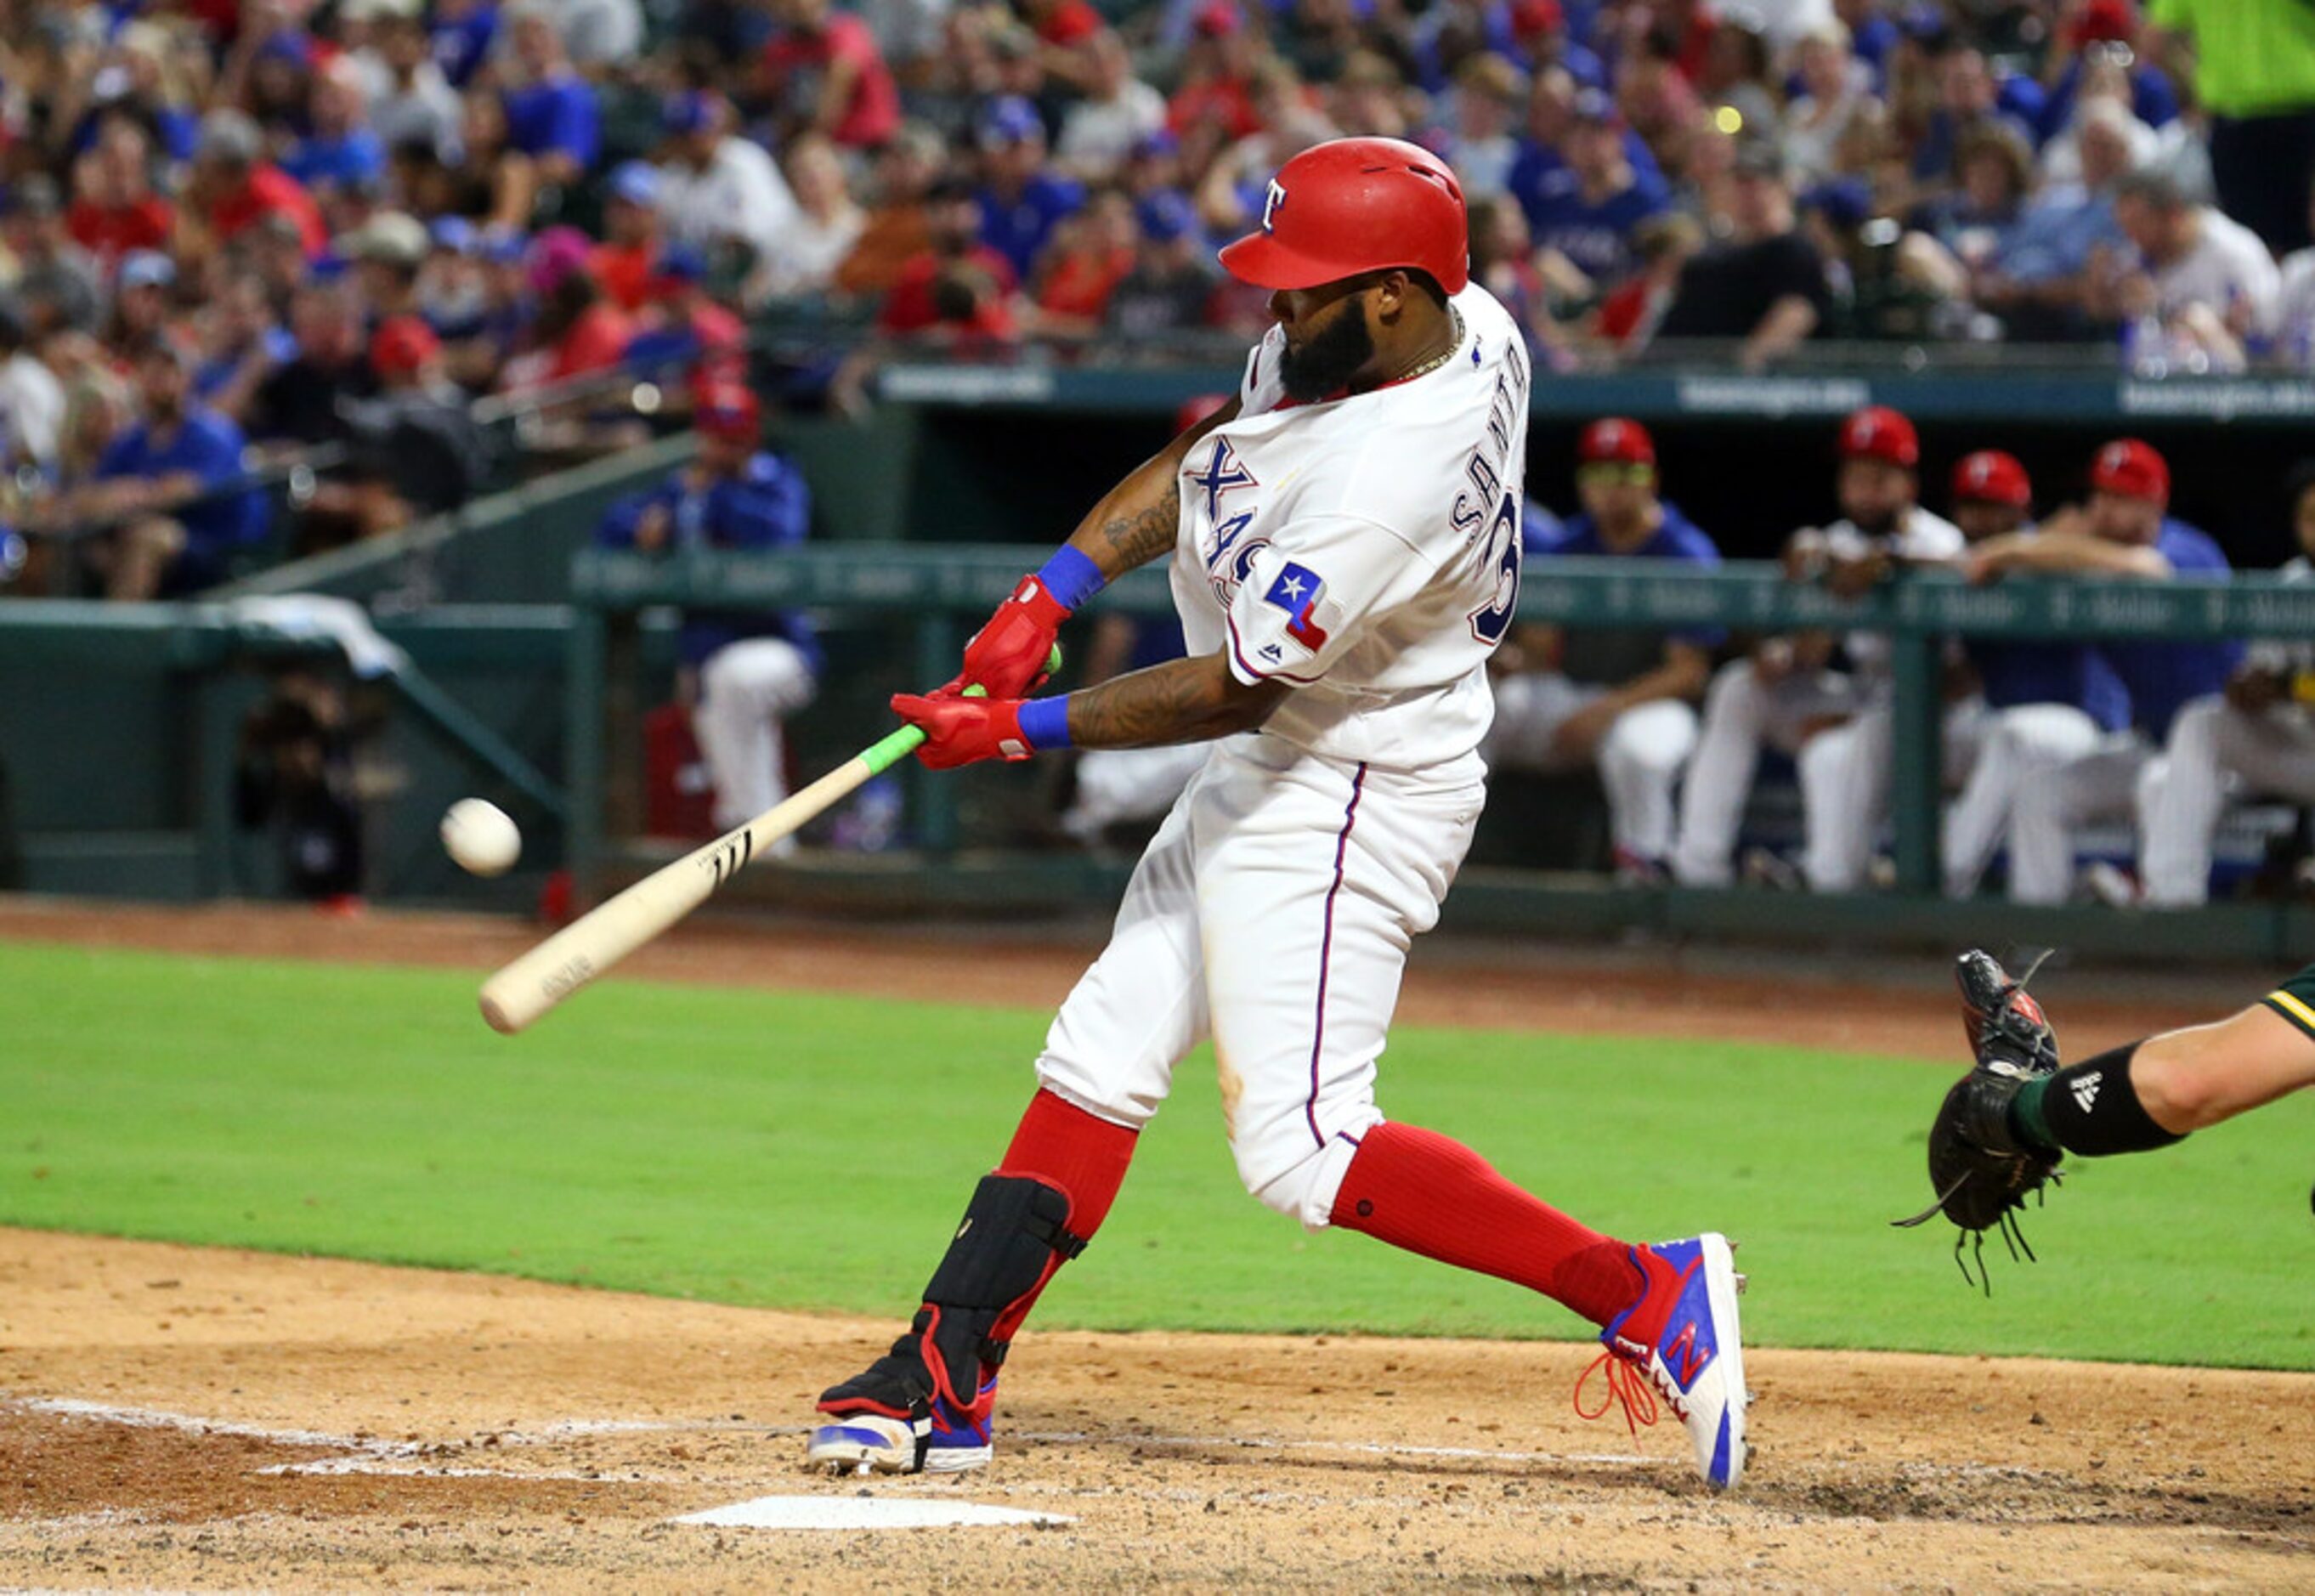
[13,355,2315,963]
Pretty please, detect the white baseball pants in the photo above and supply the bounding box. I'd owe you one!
[1670,659,1871,889]
[1061,744,1213,840]
[2140,699,2315,907]
[1485,671,1700,863]
[694,637,818,832]
[1942,703,2108,898]
[2005,733,2154,905]
[1034,733,1482,1230]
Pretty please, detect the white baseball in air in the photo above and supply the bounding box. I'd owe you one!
[441,797,522,877]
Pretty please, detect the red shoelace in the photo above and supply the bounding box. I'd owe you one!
[1573,1348,1660,1438]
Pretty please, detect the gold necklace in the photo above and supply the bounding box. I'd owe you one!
[1392,306,1466,385]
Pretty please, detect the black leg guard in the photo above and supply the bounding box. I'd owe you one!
[817,1174,1089,1429]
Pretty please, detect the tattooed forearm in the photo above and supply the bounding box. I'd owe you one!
[1091,483,1181,571]
[1066,652,1289,749]
[1064,396,1237,580]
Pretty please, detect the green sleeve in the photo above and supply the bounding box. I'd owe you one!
[2258,964,2315,1040]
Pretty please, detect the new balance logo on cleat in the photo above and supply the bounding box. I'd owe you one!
[1584,1233,1748,1490]
[2071,1071,2102,1112]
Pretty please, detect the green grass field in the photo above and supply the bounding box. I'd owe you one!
[2,939,2308,1370]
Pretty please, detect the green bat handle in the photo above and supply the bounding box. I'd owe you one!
[863,643,1063,776]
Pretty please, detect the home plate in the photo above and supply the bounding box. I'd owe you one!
[675,1496,1073,1531]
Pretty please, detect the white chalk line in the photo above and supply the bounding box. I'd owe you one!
[16,1396,421,1457]
[8,1394,1656,1486]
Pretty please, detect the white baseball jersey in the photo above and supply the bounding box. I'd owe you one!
[1825,506,1965,673]
[1031,284,1521,1233]
[1168,282,1531,769]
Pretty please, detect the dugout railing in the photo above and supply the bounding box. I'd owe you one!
[564,545,2315,961]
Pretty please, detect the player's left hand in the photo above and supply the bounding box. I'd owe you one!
[940,577,1069,699]
[891,693,1035,769]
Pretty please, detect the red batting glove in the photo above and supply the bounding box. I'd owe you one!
[941,576,1069,699]
[891,693,1035,769]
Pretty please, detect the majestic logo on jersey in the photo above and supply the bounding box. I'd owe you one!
[1263,561,1330,649]
[1189,437,1258,522]
[1261,179,1287,234]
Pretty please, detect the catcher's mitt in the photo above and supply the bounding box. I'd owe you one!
[1892,949,2064,1292]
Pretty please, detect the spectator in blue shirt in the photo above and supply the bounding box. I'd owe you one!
[1508,0,1606,91]
[1911,39,2046,191]
[2037,2,2178,141]
[281,61,388,198]
[1525,88,1671,292]
[974,95,1086,282]
[430,0,502,88]
[501,6,599,187]
[1966,439,2242,904]
[596,384,820,840]
[1839,0,1904,88]
[74,337,268,600]
[1972,97,2133,338]
[1488,417,1723,880]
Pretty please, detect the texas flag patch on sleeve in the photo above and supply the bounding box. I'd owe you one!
[1263,562,1329,649]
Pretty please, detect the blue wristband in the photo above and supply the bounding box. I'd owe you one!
[1017,695,1073,751]
[1034,546,1106,610]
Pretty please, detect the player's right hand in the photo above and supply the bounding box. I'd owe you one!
[891,693,1034,768]
[940,575,1070,699]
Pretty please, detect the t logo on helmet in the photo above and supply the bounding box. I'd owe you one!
[1261,179,1287,235]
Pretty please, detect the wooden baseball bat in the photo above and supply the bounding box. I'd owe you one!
[478,665,1049,1033]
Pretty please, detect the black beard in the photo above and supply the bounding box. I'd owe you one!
[1278,304,1374,402]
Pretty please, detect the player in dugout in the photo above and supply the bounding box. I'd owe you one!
[805,137,1750,1492]
[2135,461,2315,908]
[1963,438,2239,905]
[1939,450,2134,901]
[1486,416,1723,883]
[593,385,818,850]
[1672,405,1963,893]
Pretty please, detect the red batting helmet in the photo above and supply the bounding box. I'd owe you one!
[1219,137,1470,295]
[1578,416,1656,467]
[2090,437,2169,505]
[1952,449,2030,508]
[1839,405,1919,468]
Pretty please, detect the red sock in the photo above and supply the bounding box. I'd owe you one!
[984,1089,1138,1344]
[998,1088,1137,1236]
[1332,1122,1642,1328]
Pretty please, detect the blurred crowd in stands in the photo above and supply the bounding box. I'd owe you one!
[0,0,2312,594]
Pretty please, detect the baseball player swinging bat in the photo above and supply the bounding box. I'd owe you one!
[478,656,1057,1034]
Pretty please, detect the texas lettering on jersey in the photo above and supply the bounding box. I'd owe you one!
[1165,282,1534,767]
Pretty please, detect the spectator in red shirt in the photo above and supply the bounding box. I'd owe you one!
[760,0,903,150]
[1031,189,1136,331]
[877,179,1022,334]
[66,121,176,271]
[1017,0,1107,94]
[626,245,748,386]
[192,109,326,258]
[1167,3,1266,160]
[501,226,633,392]
[590,162,665,314]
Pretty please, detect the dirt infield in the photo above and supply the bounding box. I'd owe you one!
[2,901,2311,1591]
